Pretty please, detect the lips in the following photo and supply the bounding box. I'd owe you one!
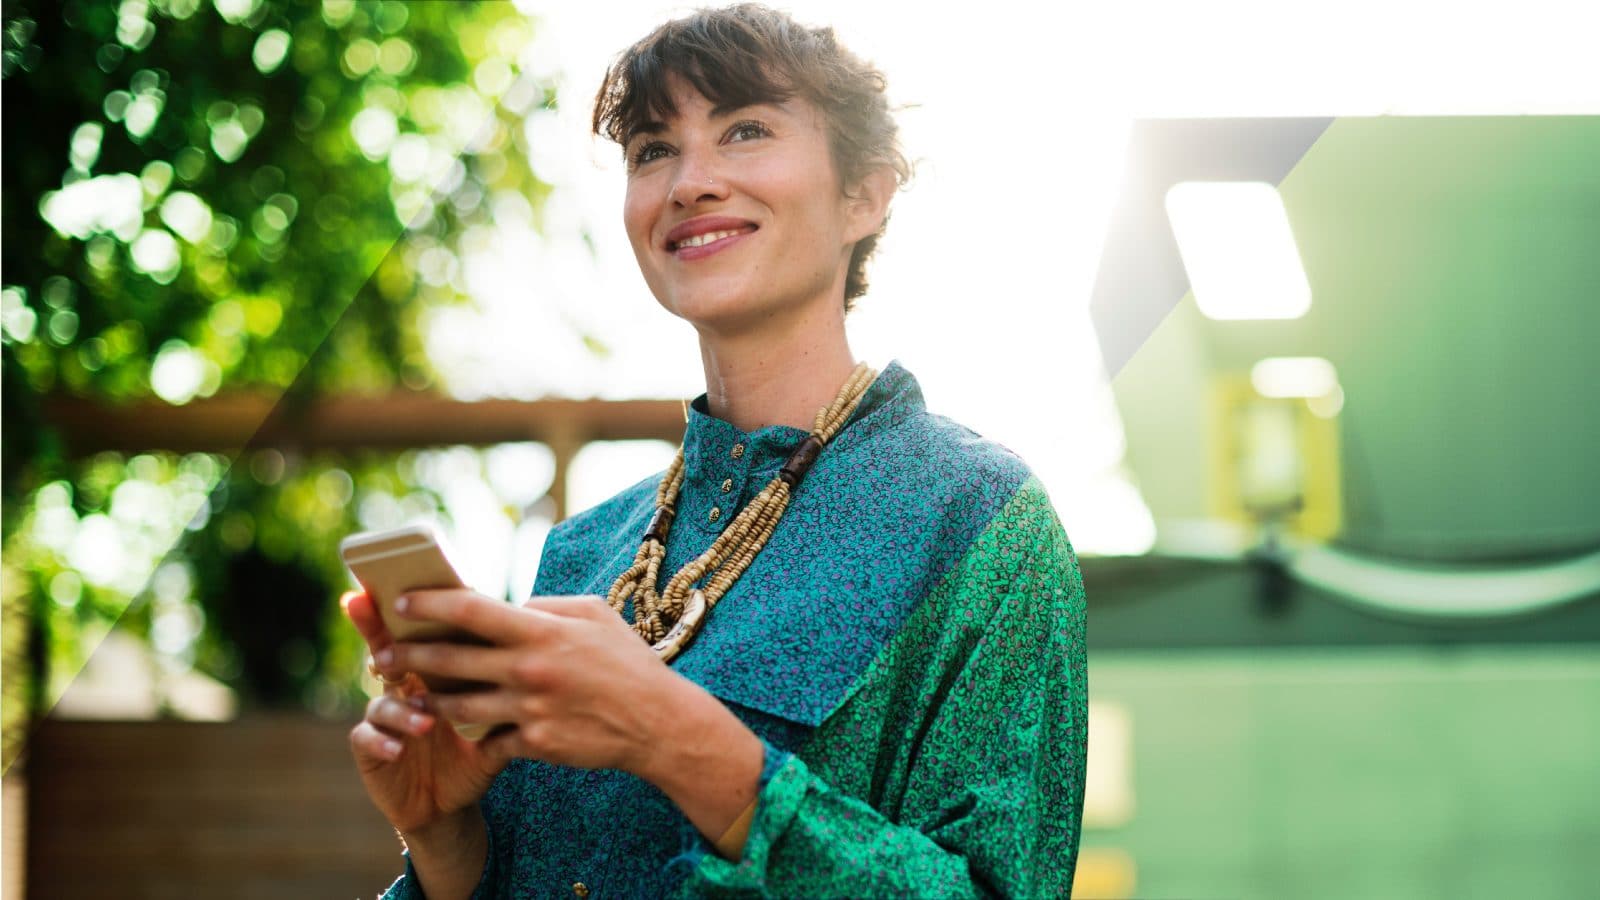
[664,215,758,252]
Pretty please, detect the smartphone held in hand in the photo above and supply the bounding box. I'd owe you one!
[340,523,494,740]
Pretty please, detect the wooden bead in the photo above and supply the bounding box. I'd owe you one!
[643,506,675,544]
[779,434,824,486]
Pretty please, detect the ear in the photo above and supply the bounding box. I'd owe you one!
[842,163,897,245]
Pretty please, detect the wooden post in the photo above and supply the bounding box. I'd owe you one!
[544,423,583,524]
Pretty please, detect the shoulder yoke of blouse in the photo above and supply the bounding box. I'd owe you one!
[534,360,1035,727]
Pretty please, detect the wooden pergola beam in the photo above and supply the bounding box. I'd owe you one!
[40,392,688,455]
[40,392,690,521]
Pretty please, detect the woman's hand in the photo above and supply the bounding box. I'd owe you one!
[341,590,510,837]
[374,590,679,775]
[377,590,765,853]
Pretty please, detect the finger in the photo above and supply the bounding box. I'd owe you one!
[343,591,395,652]
[363,649,426,697]
[396,589,541,644]
[366,646,408,686]
[520,594,611,620]
[389,641,517,685]
[430,688,534,729]
[380,671,429,700]
[364,694,435,738]
[350,720,405,763]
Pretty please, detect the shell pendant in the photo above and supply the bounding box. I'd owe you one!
[651,589,707,663]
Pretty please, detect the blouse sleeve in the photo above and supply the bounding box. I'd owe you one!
[681,477,1088,898]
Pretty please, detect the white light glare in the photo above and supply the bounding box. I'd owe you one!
[1165,181,1311,321]
[1251,356,1339,399]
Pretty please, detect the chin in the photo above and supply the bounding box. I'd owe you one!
[660,283,775,332]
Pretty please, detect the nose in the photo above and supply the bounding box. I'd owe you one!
[667,152,730,208]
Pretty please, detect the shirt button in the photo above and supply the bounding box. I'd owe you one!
[572,884,589,898]
[708,506,722,522]
[730,443,745,459]
[721,479,733,493]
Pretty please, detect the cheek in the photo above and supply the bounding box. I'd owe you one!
[622,187,655,253]
[780,165,846,240]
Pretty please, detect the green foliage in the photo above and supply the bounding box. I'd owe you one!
[1,0,559,769]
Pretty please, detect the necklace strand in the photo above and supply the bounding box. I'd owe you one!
[606,362,877,661]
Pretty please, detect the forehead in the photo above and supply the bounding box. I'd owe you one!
[655,74,733,118]
[628,71,818,139]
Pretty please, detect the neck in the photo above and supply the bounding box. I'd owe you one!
[697,306,858,434]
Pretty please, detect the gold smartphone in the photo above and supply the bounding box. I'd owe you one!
[339,524,494,740]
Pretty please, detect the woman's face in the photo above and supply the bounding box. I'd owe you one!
[622,75,875,336]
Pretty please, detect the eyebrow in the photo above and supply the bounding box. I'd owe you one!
[627,100,784,144]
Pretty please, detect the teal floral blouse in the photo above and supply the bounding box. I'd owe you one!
[381,360,1088,898]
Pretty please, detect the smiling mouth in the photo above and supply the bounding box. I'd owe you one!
[670,225,757,251]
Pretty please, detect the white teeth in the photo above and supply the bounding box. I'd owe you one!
[675,229,743,249]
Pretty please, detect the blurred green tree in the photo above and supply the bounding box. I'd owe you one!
[1,0,559,771]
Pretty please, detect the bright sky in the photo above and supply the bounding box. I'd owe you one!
[423,0,1600,593]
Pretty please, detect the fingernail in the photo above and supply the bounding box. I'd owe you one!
[374,648,394,667]
[394,595,410,614]
[383,739,401,757]
[406,695,426,710]
[408,714,428,731]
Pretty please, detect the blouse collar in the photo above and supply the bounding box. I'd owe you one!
[682,359,921,480]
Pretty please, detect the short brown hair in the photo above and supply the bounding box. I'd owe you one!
[592,3,911,310]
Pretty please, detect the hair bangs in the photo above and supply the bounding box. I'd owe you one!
[596,14,802,150]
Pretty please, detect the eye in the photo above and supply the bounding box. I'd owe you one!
[725,120,771,143]
[630,140,672,169]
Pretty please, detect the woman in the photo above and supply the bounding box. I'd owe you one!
[345,5,1087,897]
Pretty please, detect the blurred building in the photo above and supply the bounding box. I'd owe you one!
[1077,115,1600,898]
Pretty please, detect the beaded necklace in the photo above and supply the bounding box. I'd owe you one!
[607,362,877,661]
